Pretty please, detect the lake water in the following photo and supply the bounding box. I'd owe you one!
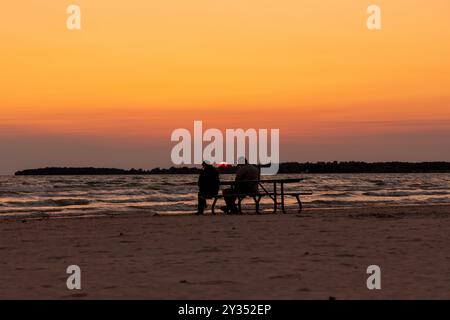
[0,173,449,218]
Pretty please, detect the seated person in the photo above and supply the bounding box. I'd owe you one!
[197,161,220,215]
[222,158,260,214]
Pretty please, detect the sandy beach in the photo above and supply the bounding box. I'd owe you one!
[1,204,449,299]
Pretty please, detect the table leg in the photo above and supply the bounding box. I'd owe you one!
[211,197,218,215]
[273,182,277,213]
[281,183,286,213]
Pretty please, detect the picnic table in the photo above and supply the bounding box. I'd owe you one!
[211,178,312,214]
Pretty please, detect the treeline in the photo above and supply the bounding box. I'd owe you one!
[14,162,450,175]
[15,167,145,176]
[276,161,450,173]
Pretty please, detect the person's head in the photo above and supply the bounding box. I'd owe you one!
[202,160,211,168]
[237,157,248,166]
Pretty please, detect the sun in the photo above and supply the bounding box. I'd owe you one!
[217,161,229,167]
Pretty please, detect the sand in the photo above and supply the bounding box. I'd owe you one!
[1,205,450,299]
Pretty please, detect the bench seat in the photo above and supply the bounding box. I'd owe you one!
[210,192,312,215]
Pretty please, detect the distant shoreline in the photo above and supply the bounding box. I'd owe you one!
[14,161,450,175]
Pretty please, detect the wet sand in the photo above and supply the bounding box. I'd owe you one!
[1,205,450,299]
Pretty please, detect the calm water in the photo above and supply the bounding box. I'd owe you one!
[0,173,449,218]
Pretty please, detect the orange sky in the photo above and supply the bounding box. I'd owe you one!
[1,1,450,173]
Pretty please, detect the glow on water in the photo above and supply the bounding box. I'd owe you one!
[0,174,449,218]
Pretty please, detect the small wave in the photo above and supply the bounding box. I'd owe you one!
[0,186,49,193]
[0,191,22,196]
[96,194,194,204]
[97,198,146,204]
[85,181,108,186]
[367,179,386,186]
[127,203,196,211]
[115,182,143,188]
[307,199,400,208]
[144,185,161,190]
[146,195,194,202]
[0,207,63,215]
[5,198,91,207]
[363,190,450,197]
[308,200,356,207]
[320,192,353,198]
[426,197,450,203]
[159,181,182,186]
[51,199,91,206]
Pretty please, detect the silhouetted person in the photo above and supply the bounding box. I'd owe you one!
[222,158,260,214]
[197,161,220,215]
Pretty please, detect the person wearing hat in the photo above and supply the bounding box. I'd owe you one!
[197,161,220,215]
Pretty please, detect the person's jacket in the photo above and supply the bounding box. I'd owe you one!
[235,164,259,194]
[198,165,220,196]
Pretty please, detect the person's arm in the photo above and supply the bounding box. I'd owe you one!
[235,167,245,182]
[198,171,205,188]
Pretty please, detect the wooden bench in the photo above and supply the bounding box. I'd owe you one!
[211,192,312,215]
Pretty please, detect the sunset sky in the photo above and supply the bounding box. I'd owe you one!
[1,0,450,174]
